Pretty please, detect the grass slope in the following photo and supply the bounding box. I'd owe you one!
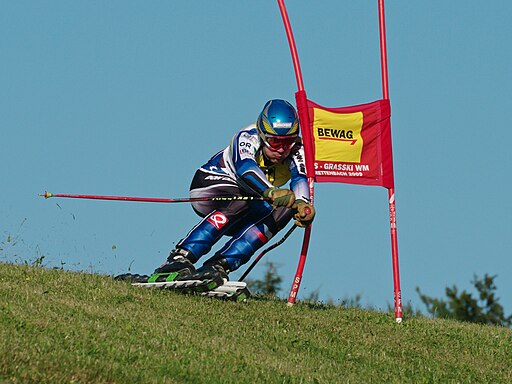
[1,262,511,383]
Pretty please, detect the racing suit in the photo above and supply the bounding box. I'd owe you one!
[176,125,309,271]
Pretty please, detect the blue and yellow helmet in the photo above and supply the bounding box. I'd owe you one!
[257,99,299,137]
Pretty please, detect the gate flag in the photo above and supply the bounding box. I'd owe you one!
[279,0,403,322]
[303,98,394,188]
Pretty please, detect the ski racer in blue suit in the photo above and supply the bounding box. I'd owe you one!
[154,99,316,289]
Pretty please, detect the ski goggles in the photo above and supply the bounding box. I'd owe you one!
[261,134,299,151]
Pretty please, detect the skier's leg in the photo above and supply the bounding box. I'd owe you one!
[195,205,294,277]
[154,169,251,275]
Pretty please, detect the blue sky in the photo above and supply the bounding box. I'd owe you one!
[1,1,511,314]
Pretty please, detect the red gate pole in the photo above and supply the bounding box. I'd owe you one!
[378,0,403,323]
[276,0,315,305]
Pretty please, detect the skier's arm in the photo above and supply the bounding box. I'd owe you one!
[289,145,310,203]
[288,144,315,225]
[228,128,274,195]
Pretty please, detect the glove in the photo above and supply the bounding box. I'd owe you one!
[293,200,315,227]
[263,188,296,208]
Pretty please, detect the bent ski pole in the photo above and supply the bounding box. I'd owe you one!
[40,191,269,204]
[239,224,297,282]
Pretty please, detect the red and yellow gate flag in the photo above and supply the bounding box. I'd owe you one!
[301,98,394,188]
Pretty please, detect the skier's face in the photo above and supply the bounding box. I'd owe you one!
[260,134,297,163]
[262,144,292,163]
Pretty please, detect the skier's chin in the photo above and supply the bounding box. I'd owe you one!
[267,153,284,163]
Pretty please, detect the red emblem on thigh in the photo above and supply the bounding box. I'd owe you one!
[207,212,228,230]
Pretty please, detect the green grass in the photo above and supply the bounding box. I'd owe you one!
[1,262,511,383]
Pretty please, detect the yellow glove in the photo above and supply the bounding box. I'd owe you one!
[263,188,296,208]
[293,200,315,227]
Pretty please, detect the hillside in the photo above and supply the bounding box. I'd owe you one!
[1,262,511,383]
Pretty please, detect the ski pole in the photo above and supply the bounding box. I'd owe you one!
[40,191,269,204]
[239,224,298,282]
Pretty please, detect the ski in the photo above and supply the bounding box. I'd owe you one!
[131,275,224,293]
[133,279,250,302]
[115,273,250,301]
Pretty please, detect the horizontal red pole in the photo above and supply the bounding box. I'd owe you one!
[40,192,268,204]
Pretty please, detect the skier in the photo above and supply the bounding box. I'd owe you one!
[154,99,315,290]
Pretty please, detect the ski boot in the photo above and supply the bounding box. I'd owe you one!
[165,257,229,294]
[183,257,229,282]
[149,248,197,283]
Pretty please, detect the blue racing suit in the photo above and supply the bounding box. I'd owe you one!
[176,124,309,272]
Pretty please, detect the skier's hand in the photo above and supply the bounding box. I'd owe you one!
[263,188,296,208]
[293,200,315,227]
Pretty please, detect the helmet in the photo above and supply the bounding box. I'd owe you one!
[257,99,299,151]
[257,99,299,137]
